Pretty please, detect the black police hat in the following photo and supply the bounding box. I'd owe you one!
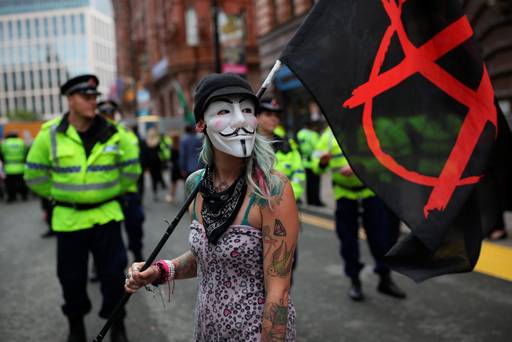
[60,74,101,96]
[258,98,282,113]
[97,100,119,115]
[194,73,259,122]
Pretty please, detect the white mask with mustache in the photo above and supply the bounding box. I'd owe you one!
[204,96,257,158]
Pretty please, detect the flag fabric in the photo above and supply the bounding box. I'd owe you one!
[280,0,512,281]
[173,80,195,125]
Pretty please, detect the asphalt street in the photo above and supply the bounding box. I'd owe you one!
[1,182,511,342]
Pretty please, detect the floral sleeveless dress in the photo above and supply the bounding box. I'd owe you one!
[189,206,296,341]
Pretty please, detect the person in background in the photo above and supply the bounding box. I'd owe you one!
[165,133,182,203]
[98,100,145,262]
[24,75,140,342]
[312,125,406,302]
[297,119,323,206]
[179,124,203,180]
[0,132,28,202]
[257,98,305,202]
[257,98,304,282]
[145,127,167,201]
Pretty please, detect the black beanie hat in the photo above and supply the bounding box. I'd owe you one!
[193,73,258,122]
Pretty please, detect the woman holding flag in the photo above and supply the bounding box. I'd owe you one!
[124,73,298,341]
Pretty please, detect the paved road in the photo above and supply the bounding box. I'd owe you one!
[1,185,511,342]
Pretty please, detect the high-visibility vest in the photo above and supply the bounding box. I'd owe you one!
[1,137,26,175]
[272,132,305,201]
[159,135,172,162]
[312,127,374,200]
[24,114,141,232]
[296,128,320,169]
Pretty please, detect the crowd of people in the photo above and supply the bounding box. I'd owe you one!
[0,72,509,342]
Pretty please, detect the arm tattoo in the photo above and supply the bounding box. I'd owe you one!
[268,240,294,278]
[273,219,286,237]
[262,300,288,342]
[174,252,197,279]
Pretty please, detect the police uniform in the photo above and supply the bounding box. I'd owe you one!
[259,99,305,201]
[1,133,28,201]
[312,126,405,300]
[98,100,145,261]
[24,75,140,341]
[258,99,304,277]
[297,124,322,206]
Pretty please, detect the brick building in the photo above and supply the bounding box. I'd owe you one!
[254,0,512,132]
[112,0,259,123]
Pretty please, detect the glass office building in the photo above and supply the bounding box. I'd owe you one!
[0,0,116,119]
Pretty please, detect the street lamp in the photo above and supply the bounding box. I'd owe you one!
[212,0,222,73]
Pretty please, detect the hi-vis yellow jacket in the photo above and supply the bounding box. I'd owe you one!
[24,114,141,232]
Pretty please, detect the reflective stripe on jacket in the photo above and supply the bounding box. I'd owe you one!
[272,134,305,201]
[24,114,141,231]
[1,137,26,174]
[297,128,320,169]
[312,127,374,200]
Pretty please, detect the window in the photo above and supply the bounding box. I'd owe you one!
[48,69,53,88]
[35,18,40,38]
[39,70,44,88]
[44,17,49,37]
[17,20,22,39]
[8,21,13,39]
[3,74,8,92]
[79,14,85,34]
[0,22,3,42]
[26,19,31,39]
[41,95,45,114]
[52,16,58,36]
[71,15,77,34]
[61,16,67,36]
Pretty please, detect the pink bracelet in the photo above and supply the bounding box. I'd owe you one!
[152,260,171,285]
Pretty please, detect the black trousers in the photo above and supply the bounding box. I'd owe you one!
[335,197,393,280]
[5,174,27,201]
[121,193,145,259]
[305,168,322,205]
[57,221,128,319]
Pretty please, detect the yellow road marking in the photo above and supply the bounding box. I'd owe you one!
[475,242,512,282]
[300,212,512,282]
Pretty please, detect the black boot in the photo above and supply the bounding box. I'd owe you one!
[110,319,129,342]
[348,278,364,302]
[377,274,406,299]
[67,316,86,342]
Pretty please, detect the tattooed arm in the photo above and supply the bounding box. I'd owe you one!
[260,174,299,341]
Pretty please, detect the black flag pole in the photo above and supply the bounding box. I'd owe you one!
[92,181,201,342]
[93,63,281,342]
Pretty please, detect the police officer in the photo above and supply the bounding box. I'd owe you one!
[297,120,323,206]
[257,98,304,279]
[312,126,405,301]
[0,132,28,202]
[257,98,305,201]
[98,100,145,262]
[24,75,140,342]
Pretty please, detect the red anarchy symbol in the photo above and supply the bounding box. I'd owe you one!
[343,0,497,218]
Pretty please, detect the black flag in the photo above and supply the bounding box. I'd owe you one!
[280,0,512,281]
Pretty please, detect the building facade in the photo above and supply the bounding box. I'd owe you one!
[0,0,116,120]
[112,0,259,125]
[255,0,512,132]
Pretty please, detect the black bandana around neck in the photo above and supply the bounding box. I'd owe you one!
[200,166,247,244]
